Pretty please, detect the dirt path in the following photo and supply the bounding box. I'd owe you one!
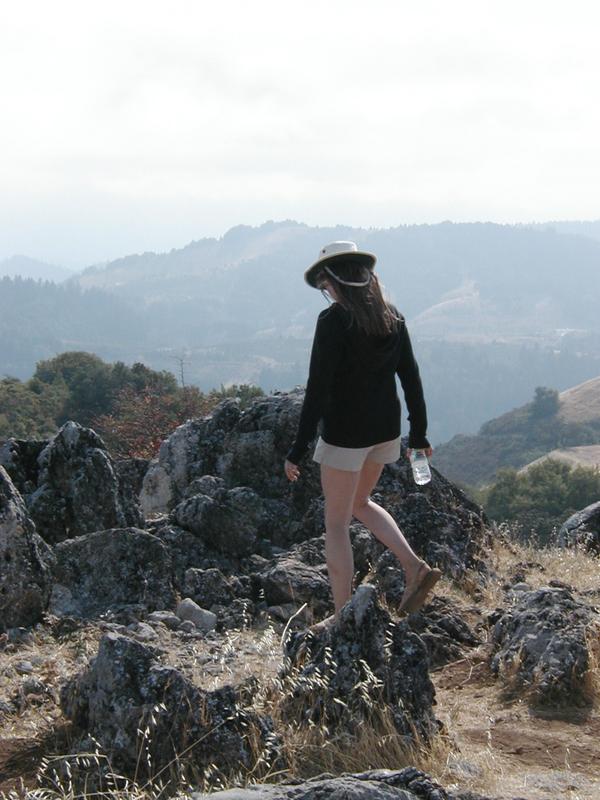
[433,651,600,799]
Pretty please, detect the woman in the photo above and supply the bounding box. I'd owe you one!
[284,241,441,622]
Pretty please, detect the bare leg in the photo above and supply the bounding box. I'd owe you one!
[320,464,361,616]
[351,459,425,582]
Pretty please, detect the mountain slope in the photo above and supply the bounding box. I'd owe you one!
[431,377,600,486]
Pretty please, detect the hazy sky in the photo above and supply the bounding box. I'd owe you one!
[1,1,599,267]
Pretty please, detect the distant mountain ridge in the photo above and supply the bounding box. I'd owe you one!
[3,219,600,444]
[0,255,73,283]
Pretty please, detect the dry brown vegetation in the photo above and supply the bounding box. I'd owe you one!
[1,535,599,800]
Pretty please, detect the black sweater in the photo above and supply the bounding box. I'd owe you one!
[287,303,430,464]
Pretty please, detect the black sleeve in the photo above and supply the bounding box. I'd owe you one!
[286,307,344,464]
[396,320,430,450]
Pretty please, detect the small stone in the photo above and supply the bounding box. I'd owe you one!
[147,611,181,630]
[176,598,217,632]
[22,677,47,695]
[14,660,34,675]
[179,620,196,633]
[133,622,159,641]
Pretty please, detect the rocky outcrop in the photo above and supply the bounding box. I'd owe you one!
[140,394,489,572]
[0,466,54,630]
[191,767,464,799]
[173,485,268,556]
[2,422,143,544]
[280,585,437,741]
[48,527,175,617]
[491,586,599,706]
[0,437,48,497]
[559,500,600,554]
[61,632,281,786]
[405,596,480,669]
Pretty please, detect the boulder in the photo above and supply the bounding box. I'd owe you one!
[139,393,489,571]
[148,523,208,590]
[23,421,142,544]
[491,586,599,706]
[405,596,480,669]
[559,500,600,554]
[183,567,247,607]
[0,466,54,630]
[48,527,176,618]
[191,767,457,799]
[61,632,281,786]
[176,598,217,632]
[257,536,332,616]
[172,486,267,556]
[0,437,48,497]
[280,584,437,741]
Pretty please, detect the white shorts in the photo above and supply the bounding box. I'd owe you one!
[312,435,401,472]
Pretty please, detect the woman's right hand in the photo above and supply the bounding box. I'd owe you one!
[284,459,300,482]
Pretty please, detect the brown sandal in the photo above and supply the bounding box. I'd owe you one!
[398,563,442,614]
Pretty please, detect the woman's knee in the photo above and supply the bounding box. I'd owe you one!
[352,494,370,517]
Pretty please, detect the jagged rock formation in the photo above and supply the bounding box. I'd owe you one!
[280,585,437,741]
[61,632,282,787]
[48,527,176,617]
[0,422,143,544]
[0,466,54,630]
[559,500,600,554]
[405,596,480,669]
[142,394,489,574]
[190,767,487,799]
[491,586,599,706]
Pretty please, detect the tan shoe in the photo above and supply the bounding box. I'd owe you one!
[398,563,442,614]
[308,613,336,634]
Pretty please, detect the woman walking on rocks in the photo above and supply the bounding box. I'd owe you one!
[284,241,441,622]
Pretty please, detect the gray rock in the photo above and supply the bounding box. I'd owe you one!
[173,486,267,556]
[281,585,437,742]
[114,457,148,524]
[559,500,600,553]
[61,632,281,786]
[14,660,34,675]
[139,393,489,573]
[48,527,175,618]
[0,466,54,630]
[0,438,48,497]
[405,596,480,669]
[26,421,142,544]
[149,523,207,591]
[146,610,181,630]
[184,475,226,499]
[491,586,598,706]
[191,767,452,799]
[131,621,159,641]
[183,567,241,608]
[258,543,332,616]
[176,598,217,631]
[179,620,195,633]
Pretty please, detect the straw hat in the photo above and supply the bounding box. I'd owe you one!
[304,241,377,288]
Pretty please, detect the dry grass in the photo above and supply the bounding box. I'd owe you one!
[2,533,600,800]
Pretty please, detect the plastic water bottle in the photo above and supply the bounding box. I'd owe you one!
[410,449,431,485]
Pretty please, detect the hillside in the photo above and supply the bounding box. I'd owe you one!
[519,444,600,473]
[3,221,600,443]
[431,377,600,487]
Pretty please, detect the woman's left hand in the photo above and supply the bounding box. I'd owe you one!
[407,446,434,459]
[284,459,300,482]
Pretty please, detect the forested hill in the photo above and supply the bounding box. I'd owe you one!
[3,220,600,444]
[431,380,600,487]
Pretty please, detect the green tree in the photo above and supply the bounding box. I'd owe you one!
[529,386,560,419]
[484,458,600,542]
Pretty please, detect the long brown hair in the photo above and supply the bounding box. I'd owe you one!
[316,260,400,336]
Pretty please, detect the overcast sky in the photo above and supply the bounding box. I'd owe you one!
[1,0,599,267]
